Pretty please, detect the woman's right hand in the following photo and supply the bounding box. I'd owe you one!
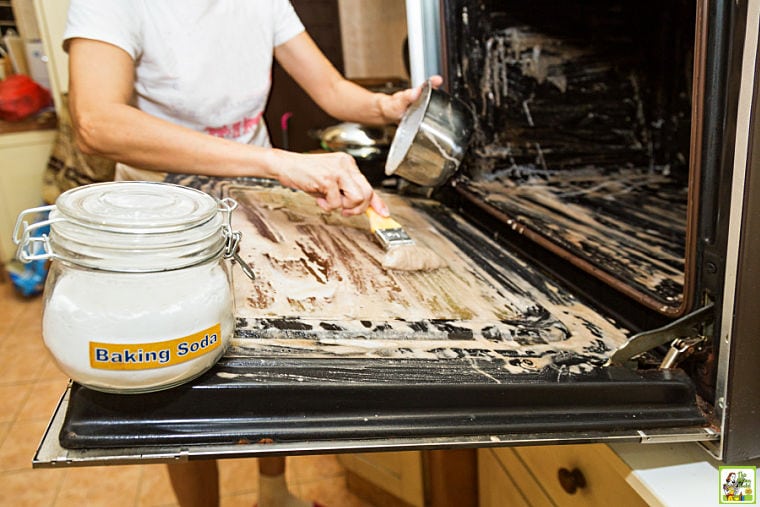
[270,149,389,217]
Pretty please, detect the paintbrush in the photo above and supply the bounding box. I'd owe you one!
[366,207,415,250]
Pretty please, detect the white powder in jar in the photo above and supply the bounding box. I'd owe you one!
[42,260,234,393]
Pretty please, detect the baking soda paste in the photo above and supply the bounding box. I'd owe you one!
[43,260,234,393]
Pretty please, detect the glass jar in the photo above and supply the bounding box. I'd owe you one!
[14,181,247,393]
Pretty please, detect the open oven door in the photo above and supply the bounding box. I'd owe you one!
[33,180,716,467]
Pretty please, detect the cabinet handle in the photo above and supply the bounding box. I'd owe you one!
[557,467,587,494]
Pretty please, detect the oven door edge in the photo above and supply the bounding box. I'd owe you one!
[709,0,760,464]
[33,384,718,468]
[404,0,442,85]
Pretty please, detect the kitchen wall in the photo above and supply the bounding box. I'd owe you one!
[338,0,409,80]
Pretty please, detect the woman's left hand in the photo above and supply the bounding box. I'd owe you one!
[378,75,444,123]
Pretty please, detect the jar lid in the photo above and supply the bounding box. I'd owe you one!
[45,182,228,272]
[55,181,218,233]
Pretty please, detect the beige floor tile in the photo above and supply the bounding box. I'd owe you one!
[55,465,142,507]
[287,455,345,484]
[0,326,45,356]
[37,357,70,384]
[0,421,10,448]
[17,294,44,321]
[0,342,48,386]
[0,315,46,364]
[0,286,28,340]
[136,463,179,507]
[0,468,65,507]
[0,383,31,424]
[4,310,43,342]
[219,457,260,496]
[0,418,49,472]
[16,379,67,422]
[219,491,257,507]
[298,476,375,507]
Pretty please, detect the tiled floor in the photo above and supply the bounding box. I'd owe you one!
[0,279,374,507]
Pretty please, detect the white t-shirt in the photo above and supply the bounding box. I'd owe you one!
[64,0,305,148]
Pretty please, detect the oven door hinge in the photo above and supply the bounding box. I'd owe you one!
[607,303,714,367]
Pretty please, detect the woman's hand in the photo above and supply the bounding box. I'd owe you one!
[377,75,444,124]
[270,149,388,217]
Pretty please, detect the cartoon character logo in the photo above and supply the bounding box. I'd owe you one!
[720,467,756,504]
[725,472,740,500]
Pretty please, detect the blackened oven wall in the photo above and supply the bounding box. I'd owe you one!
[444,0,695,180]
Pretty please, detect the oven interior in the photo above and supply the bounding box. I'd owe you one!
[444,0,697,319]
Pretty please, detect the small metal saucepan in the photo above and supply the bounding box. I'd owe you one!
[315,122,396,161]
[385,81,474,187]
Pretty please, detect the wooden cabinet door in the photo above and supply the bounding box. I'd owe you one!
[34,0,70,112]
[479,448,553,507]
[0,130,56,262]
[265,0,344,153]
[513,444,648,507]
[338,451,424,507]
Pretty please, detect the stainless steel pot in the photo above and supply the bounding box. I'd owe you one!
[385,81,474,187]
[315,122,395,161]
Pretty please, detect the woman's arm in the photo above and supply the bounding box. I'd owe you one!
[68,38,279,178]
[67,37,386,216]
[274,32,441,126]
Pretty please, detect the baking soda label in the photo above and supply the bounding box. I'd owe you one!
[89,323,221,370]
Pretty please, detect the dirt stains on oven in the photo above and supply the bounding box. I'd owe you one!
[235,192,282,244]
[223,185,628,376]
[461,166,686,307]
[447,1,692,313]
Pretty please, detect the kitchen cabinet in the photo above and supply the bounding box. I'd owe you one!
[266,0,410,152]
[0,128,55,263]
[334,443,751,506]
[1,0,58,266]
[265,0,344,153]
[339,449,477,507]
[33,0,67,113]
[337,0,408,79]
[478,446,541,507]
[339,451,424,507]
[478,444,648,507]
[10,0,40,39]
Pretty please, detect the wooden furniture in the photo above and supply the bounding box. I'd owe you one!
[339,449,478,507]
[339,451,425,507]
[34,0,68,112]
[264,0,345,153]
[0,127,56,264]
[478,444,648,507]
[0,0,61,267]
[340,444,650,506]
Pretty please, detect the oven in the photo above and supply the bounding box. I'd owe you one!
[34,0,760,466]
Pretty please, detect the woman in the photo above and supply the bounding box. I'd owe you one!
[63,1,440,506]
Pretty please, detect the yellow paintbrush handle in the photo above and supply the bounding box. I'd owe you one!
[366,207,402,233]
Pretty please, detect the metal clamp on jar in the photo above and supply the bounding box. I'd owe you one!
[13,181,252,393]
